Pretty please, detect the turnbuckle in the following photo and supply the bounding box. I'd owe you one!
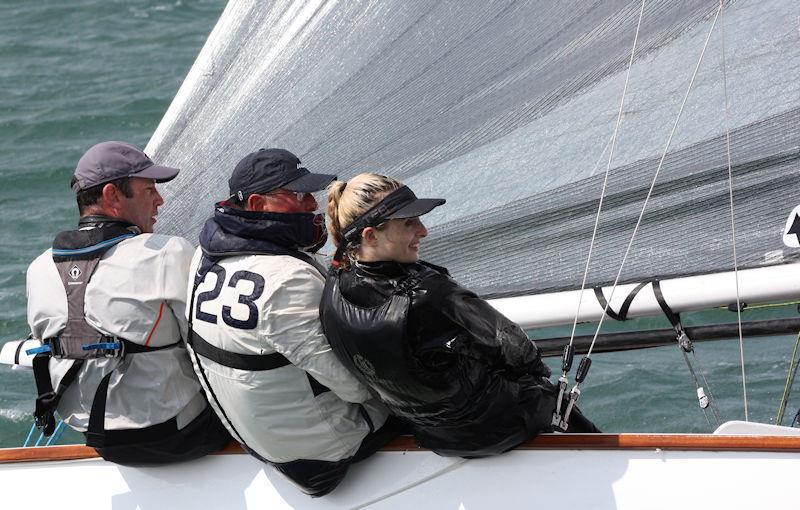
[678,331,693,353]
[551,345,576,431]
[561,357,593,430]
[552,375,569,430]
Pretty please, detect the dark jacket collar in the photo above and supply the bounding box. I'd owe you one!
[353,260,412,279]
[353,260,449,279]
[77,215,140,231]
[199,204,315,259]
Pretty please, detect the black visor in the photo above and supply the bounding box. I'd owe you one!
[341,186,445,243]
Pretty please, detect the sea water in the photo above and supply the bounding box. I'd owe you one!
[1,0,798,448]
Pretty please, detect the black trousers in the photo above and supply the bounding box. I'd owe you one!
[272,415,408,497]
[91,404,232,467]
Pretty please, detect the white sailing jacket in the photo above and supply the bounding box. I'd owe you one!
[26,234,207,432]
[187,249,388,463]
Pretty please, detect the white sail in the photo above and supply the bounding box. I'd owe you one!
[147,0,800,299]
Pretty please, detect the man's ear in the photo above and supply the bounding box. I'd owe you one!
[246,194,265,211]
[100,183,121,212]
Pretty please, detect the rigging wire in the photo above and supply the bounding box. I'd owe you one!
[776,330,800,425]
[583,2,724,359]
[689,348,724,426]
[719,0,748,421]
[558,2,727,429]
[550,0,647,431]
[566,0,646,352]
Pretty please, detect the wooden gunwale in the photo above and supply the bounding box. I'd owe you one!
[3,433,800,464]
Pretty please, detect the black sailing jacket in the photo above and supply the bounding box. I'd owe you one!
[320,260,561,457]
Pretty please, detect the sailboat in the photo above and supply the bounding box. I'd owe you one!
[3,0,800,507]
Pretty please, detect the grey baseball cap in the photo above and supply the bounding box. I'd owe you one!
[71,141,180,193]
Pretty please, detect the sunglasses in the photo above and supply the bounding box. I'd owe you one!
[265,190,311,201]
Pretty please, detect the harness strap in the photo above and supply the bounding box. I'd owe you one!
[189,331,292,371]
[33,356,84,436]
[83,339,179,448]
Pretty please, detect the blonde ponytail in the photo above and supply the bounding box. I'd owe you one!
[326,173,403,267]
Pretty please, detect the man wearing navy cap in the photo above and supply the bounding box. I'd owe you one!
[25,141,230,465]
[186,149,403,497]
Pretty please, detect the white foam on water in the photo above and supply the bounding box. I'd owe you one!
[0,407,28,424]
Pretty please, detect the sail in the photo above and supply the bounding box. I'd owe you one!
[147,0,800,298]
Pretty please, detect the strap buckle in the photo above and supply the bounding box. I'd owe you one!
[81,341,123,358]
[26,345,52,356]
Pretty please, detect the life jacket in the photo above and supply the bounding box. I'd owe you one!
[31,219,180,447]
[319,267,451,416]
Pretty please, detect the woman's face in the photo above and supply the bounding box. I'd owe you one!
[371,216,429,263]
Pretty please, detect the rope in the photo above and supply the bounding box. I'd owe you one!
[45,420,66,446]
[776,330,800,425]
[23,422,37,447]
[719,0,748,422]
[723,301,800,311]
[566,0,646,352]
[551,0,647,432]
[584,2,724,358]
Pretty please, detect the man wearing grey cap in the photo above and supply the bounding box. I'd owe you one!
[186,148,404,497]
[25,141,230,465]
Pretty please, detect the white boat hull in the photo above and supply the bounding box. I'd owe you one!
[3,433,799,509]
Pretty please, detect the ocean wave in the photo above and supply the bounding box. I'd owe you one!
[0,408,29,423]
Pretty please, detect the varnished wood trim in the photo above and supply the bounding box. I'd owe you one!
[4,433,800,464]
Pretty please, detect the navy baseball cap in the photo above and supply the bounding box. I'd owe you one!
[72,141,179,192]
[228,148,336,200]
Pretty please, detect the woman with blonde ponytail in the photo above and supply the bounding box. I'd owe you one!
[320,174,599,458]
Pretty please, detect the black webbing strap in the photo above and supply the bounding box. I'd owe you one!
[357,405,375,433]
[85,368,114,448]
[651,280,682,331]
[593,281,650,321]
[306,373,332,397]
[85,361,179,448]
[13,341,25,365]
[651,279,720,426]
[190,332,292,371]
[33,357,84,436]
[83,339,179,448]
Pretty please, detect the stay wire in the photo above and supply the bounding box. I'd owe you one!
[690,349,723,426]
[584,2,724,360]
[719,0,748,421]
[682,348,714,429]
[776,330,800,425]
[566,0,646,352]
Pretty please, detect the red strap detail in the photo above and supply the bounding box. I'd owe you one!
[144,302,165,347]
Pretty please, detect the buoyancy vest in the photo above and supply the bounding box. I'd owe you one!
[31,218,180,446]
[320,266,452,416]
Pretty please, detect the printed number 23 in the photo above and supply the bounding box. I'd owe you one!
[196,267,265,329]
